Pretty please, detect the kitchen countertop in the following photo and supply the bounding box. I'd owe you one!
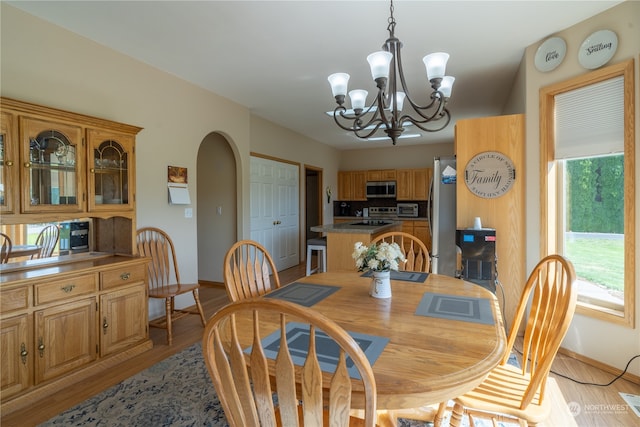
[311,220,402,234]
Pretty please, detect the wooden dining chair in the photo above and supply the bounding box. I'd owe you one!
[372,231,430,272]
[428,254,577,427]
[202,298,378,427]
[31,224,60,259]
[136,227,206,345]
[223,239,282,302]
[0,232,12,263]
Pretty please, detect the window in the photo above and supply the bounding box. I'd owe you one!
[560,154,624,312]
[540,59,635,327]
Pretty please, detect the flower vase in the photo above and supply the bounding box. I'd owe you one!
[370,270,392,298]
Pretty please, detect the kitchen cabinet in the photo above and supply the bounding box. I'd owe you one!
[0,97,143,255]
[366,169,396,181]
[396,168,432,201]
[0,255,151,414]
[337,170,366,201]
[402,219,431,253]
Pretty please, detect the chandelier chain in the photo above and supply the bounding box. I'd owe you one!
[387,0,396,36]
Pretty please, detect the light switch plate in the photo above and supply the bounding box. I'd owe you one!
[184,208,193,218]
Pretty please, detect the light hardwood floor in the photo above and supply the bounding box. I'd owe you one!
[4,262,638,427]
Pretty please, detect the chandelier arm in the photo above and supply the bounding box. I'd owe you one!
[403,109,452,132]
[403,91,440,113]
[333,103,386,135]
[352,121,387,139]
[394,43,449,120]
[399,97,446,124]
[376,92,394,130]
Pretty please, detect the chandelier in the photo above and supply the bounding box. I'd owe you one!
[327,0,454,145]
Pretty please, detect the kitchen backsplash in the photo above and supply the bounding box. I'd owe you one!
[334,200,428,218]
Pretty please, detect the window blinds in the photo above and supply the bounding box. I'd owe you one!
[554,76,624,159]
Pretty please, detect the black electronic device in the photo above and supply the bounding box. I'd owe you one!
[456,228,497,293]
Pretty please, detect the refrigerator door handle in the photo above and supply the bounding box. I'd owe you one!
[427,175,434,238]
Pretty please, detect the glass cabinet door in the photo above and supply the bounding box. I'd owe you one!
[88,129,134,212]
[19,117,84,213]
[0,112,18,214]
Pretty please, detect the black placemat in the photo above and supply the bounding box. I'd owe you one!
[265,282,340,307]
[251,322,389,379]
[415,292,494,325]
[361,270,429,283]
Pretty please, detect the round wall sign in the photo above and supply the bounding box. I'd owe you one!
[578,29,618,70]
[464,151,516,198]
[534,36,566,72]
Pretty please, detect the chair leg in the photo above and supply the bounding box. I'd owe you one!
[193,289,206,326]
[306,245,313,275]
[450,402,465,427]
[320,247,327,273]
[434,402,447,427]
[165,297,173,345]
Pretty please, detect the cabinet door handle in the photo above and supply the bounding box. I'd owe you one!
[24,162,32,168]
[103,317,109,334]
[38,337,45,358]
[61,284,76,293]
[90,168,95,173]
[20,343,28,365]
[120,272,131,280]
[5,160,13,167]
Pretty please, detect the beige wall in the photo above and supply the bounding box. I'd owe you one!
[0,4,340,316]
[339,142,454,170]
[522,1,640,376]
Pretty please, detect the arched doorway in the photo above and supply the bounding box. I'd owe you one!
[196,132,236,284]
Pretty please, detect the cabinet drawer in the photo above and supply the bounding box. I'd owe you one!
[1,286,30,313]
[35,274,97,306]
[101,263,146,290]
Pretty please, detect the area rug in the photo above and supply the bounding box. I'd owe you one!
[40,343,519,427]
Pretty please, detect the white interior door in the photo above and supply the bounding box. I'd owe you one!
[250,156,299,271]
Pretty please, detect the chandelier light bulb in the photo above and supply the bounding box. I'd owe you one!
[367,51,393,81]
[328,73,350,97]
[349,89,368,112]
[423,52,450,81]
[439,76,455,98]
[391,91,406,112]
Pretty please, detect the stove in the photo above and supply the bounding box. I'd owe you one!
[368,206,398,218]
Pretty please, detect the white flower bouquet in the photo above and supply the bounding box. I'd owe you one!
[352,241,406,272]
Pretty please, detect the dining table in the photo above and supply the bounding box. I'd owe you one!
[7,244,41,260]
[225,269,507,425]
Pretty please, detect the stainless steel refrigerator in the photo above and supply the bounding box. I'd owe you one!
[428,156,457,277]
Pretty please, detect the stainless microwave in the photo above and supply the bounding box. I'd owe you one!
[366,181,396,198]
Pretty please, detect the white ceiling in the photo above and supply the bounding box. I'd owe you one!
[8,1,622,150]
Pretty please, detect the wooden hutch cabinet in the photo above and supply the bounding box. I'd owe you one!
[0,98,150,415]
